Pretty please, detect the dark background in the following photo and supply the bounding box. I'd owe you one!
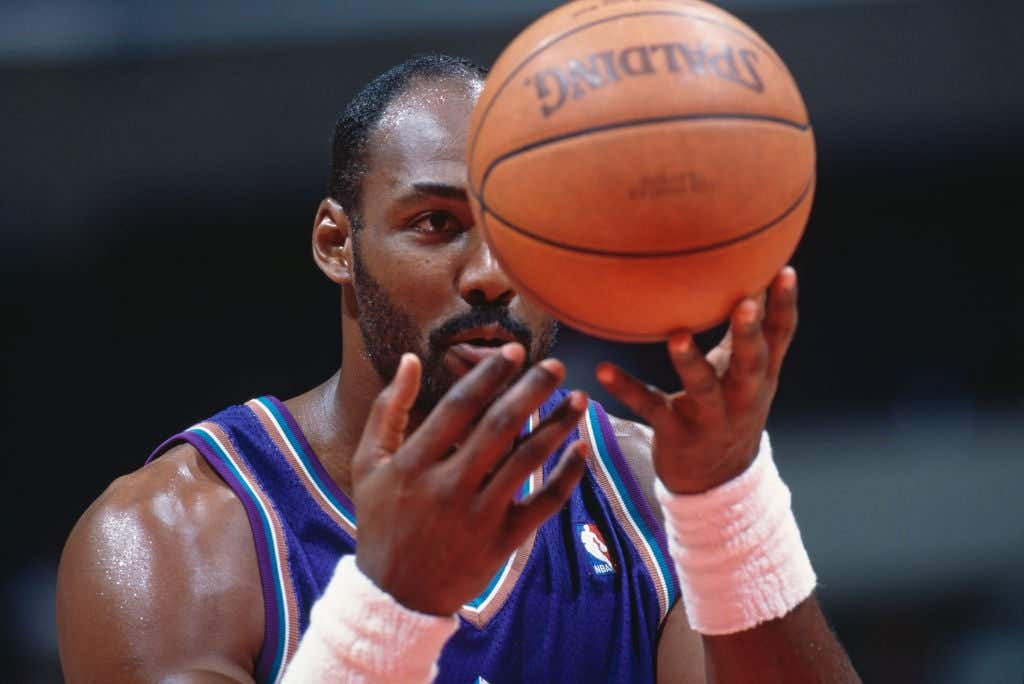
[2,1,1022,681]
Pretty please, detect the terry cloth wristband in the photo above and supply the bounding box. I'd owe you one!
[281,555,458,683]
[655,431,817,635]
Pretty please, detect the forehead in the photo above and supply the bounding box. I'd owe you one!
[365,77,483,194]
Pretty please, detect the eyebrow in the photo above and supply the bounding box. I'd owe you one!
[408,182,469,202]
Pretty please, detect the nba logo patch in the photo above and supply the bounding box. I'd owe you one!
[577,522,616,576]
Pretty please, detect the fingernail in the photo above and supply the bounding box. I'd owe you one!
[780,267,797,288]
[501,342,525,362]
[569,390,588,412]
[740,300,759,326]
[539,358,564,377]
[670,333,693,355]
[596,363,615,384]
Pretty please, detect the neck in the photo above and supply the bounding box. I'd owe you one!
[283,325,388,497]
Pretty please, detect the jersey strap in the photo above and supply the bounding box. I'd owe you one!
[578,401,680,623]
[148,418,301,684]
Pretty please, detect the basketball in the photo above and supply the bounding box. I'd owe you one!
[467,0,815,341]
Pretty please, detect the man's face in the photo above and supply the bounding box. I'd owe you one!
[350,76,557,413]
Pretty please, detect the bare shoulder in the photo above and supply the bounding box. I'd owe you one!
[605,412,663,526]
[57,443,262,683]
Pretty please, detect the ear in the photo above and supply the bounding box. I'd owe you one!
[312,198,353,285]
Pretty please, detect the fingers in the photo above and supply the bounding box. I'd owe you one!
[595,362,669,425]
[667,332,725,415]
[723,267,798,401]
[479,390,588,502]
[501,440,588,552]
[724,297,770,398]
[353,353,421,481]
[763,266,799,378]
[399,343,526,471]
[451,359,569,488]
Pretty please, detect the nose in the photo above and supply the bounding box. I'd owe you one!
[459,230,515,307]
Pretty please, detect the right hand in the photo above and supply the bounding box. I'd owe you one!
[352,342,589,616]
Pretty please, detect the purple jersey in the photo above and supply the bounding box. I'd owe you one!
[149,389,679,683]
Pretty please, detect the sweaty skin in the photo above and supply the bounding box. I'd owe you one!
[57,74,858,683]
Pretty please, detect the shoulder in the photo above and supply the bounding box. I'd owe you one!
[57,443,263,682]
[603,411,663,527]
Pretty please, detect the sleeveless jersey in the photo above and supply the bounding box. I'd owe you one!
[148,390,679,684]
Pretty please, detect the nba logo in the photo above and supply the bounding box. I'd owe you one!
[577,523,615,575]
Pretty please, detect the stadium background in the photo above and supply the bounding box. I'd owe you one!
[2,1,1021,681]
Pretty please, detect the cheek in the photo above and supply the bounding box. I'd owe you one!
[403,257,448,296]
[377,251,457,317]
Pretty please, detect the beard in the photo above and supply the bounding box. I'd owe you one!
[350,244,558,414]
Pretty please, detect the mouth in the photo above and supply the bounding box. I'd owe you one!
[447,323,519,348]
[443,325,521,376]
[453,338,505,348]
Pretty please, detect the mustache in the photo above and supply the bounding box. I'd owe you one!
[429,307,533,352]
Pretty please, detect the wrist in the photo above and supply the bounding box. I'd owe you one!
[657,435,762,495]
[656,431,817,635]
[355,553,461,617]
[282,555,458,683]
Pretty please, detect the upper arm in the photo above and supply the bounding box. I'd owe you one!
[57,445,264,684]
[608,415,706,684]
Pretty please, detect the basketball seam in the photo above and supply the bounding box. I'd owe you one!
[467,7,787,178]
[482,242,689,342]
[477,111,811,235]
[477,179,813,341]
[474,168,814,258]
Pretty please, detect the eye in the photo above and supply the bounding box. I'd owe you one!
[410,211,464,236]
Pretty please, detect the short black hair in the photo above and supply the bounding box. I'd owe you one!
[328,53,489,227]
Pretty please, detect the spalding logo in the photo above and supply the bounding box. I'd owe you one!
[524,42,765,118]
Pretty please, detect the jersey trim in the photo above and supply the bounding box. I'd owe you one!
[247,396,358,540]
[458,455,541,628]
[183,422,300,684]
[580,403,679,623]
[250,396,543,630]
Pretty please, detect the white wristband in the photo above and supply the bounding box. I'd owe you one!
[281,555,459,683]
[656,431,816,635]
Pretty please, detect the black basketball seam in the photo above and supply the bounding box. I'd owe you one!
[467,7,788,179]
[478,176,812,258]
[479,112,811,205]
[476,179,800,342]
[471,121,814,258]
[479,206,652,340]
[478,195,808,340]
[479,230,705,341]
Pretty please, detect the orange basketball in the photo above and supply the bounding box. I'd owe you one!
[467,0,815,341]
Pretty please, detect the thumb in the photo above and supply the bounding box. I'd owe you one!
[353,353,421,479]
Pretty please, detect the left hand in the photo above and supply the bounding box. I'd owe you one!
[596,266,799,494]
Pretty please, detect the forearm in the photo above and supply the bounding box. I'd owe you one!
[658,432,858,683]
[702,596,859,684]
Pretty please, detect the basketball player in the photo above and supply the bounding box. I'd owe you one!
[57,55,860,683]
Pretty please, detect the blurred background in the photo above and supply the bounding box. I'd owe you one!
[2,0,1022,681]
